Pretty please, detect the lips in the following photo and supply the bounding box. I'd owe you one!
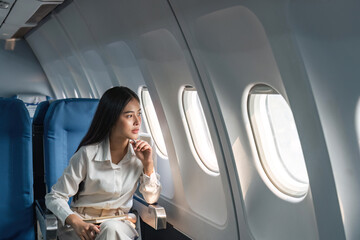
[132,129,139,134]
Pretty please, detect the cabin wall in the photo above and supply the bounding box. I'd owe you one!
[289,2,360,239]
[165,0,359,239]
[169,1,321,239]
[0,39,52,98]
[23,0,359,239]
[26,0,238,239]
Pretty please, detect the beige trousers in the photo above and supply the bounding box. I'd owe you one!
[57,207,138,240]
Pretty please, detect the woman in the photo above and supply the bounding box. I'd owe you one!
[45,86,161,240]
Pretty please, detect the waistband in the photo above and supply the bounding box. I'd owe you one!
[72,206,125,218]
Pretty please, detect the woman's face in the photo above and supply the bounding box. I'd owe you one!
[111,98,142,140]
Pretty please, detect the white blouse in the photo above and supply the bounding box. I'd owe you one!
[45,133,161,225]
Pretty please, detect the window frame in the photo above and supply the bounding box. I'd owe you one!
[247,84,309,199]
[139,86,168,159]
[180,85,220,175]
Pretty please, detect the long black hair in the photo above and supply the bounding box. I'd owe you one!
[76,86,140,152]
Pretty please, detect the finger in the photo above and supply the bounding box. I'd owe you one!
[83,232,90,240]
[85,230,93,240]
[137,140,149,148]
[138,142,148,151]
[79,230,88,240]
[91,224,100,233]
[135,141,148,151]
[140,145,151,151]
[134,140,144,150]
[87,227,97,240]
[89,226,100,239]
[80,228,91,240]
[89,231,96,240]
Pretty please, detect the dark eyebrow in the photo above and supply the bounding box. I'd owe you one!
[123,109,141,114]
[123,111,134,114]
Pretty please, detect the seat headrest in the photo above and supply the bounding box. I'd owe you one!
[43,98,99,191]
[0,98,31,131]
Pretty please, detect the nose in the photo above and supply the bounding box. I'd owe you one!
[134,114,141,125]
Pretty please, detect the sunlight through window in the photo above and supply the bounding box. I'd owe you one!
[248,85,309,197]
[140,87,168,158]
[182,87,219,173]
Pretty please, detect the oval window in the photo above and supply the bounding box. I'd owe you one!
[181,86,219,173]
[140,87,168,158]
[248,85,309,197]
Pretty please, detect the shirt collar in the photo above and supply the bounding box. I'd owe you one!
[94,137,136,162]
[129,141,136,157]
[94,137,111,162]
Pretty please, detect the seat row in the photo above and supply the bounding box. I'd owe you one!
[0,98,99,239]
[1,97,166,240]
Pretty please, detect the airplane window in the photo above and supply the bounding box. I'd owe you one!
[140,87,168,158]
[181,86,219,173]
[248,85,309,197]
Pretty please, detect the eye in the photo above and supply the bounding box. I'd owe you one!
[126,115,132,118]
[138,112,142,116]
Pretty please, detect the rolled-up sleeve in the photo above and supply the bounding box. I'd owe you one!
[45,147,87,225]
[139,171,161,204]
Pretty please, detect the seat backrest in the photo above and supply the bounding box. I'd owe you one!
[0,98,34,239]
[13,94,51,120]
[32,101,50,200]
[43,98,99,192]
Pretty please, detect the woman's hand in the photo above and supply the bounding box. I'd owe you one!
[66,214,100,240]
[131,139,154,176]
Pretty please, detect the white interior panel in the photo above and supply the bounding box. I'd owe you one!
[54,3,102,98]
[289,1,360,239]
[139,28,227,225]
[169,0,348,239]
[27,16,78,98]
[26,30,63,98]
[0,39,52,97]
[171,3,318,239]
[39,19,80,98]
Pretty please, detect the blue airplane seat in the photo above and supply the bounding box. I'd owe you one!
[12,94,51,120]
[43,98,99,192]
[32,101,50,201]
[38,98,160,240]
[0,98,34,239]
[36,99,99,239]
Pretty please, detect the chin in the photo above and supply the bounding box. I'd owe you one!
[130,133,139,139]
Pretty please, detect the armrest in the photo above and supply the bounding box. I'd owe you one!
[133,194,167,230]
[35,199,58,240]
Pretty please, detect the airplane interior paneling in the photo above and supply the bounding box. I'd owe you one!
[0,0,359,239]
